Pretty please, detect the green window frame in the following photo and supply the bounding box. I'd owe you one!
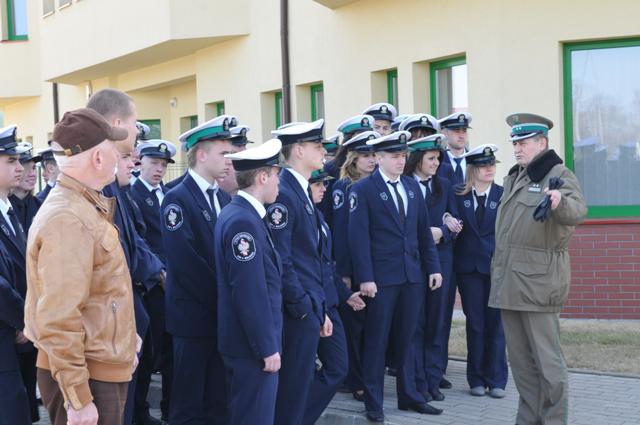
[275,91,283,128]
[6,0,28,41]
[310,84,324,121]
[387,69,398,109]
[563,38,640,218]
[216,102,225,116]
[139,119,161,139]
[429,55,466,117]
[189,115,198,129]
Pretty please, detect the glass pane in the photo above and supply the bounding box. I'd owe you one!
[216,102,225,116]
[275,92,283,127]
[59,0,71,5]
[571,45,640,207]
[391,75,399,110]
[12,0,28,36]
[42,0,55,15]
[140,120,161,139]
[435,64,468,116]
[315,89,325,120]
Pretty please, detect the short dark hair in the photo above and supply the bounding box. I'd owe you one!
[87,89,134,121]
[236,166,274,190]
[281,143,294,160]
[187,140,212,169]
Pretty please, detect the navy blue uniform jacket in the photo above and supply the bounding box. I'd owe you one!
[266,169,325,323]
[9,194,42,236]
[348,170,441,286]
[420,175,459,265]
[0,241,24,373]
[331,178,355,278]
[161,173,231,338]
[453,183,503,275]
[131,179,166,262]
[318,209,351,308]
[215,196,283,359]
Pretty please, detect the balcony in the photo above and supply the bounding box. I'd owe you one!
[40,0,249,84]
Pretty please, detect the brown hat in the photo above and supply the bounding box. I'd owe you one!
[52,108,128,156]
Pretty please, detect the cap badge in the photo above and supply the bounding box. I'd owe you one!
[484,147,493,156]
[458,114,466,123]
[223,119,229,131]
[362,117,370,126]
[421,116,428,124]
[381,105,388,113]
[241,128,247,137]
[159,143,167,153]
[399,134,407,142]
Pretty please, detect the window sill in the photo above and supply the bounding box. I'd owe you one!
[42,10,55,18]
[58,2,72,10]
[581,218,640,225]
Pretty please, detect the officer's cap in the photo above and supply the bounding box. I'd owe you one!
[179,115,238,150]
[37,147,56,163]
[391,114,410,131]
[362,103,397,122]
[408,134,445,153]
[366,130,410,152]
[343,130,380,153]
[271,119,325,146]
[136,122,151,141]
[19,144,42,164]
[438,111,473,130]
[225,138,283,171]
[506,113,554,142]
[137,139,177,164]
[337,115,374,135]
[309,168,335,185]
[463,143,500,166]
[323,133,340,154]
[229,125,253,147]
[400,114,439,133]
[0,125,31,156]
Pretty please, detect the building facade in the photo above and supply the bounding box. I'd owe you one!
[1,0,639,318]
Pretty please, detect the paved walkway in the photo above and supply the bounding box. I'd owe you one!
[35,359,640,424]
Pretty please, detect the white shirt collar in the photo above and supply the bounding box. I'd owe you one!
[286,168,310,196]
[237,190,266,218]
[189,169,219,194]
[0,197,11,216]
[47,181,55,188]
[139,177,160,193]
[473,185,491,198]
[378,168,400,184]
[448,150,465,162]
[413,173,431,183]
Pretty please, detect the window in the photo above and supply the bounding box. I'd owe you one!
[180,115,198,134]
[58,0,71,7]
[310,84,324,121]
[563,38,640,218]
[6,0,28,40]
[42,0,54,16]
[429,56,467,117]
[275,91,283,128]
[216,101,225,116]
[138,119,161,139]
[387,69,398,110]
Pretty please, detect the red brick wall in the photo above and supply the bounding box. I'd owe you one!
[563,222,640,319]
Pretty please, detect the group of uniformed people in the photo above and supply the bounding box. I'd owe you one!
[0,86,583,425]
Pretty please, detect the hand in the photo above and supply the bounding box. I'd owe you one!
[543,188,562,210]
[444,215,463,233]
[430,227,443,244]
[263,352,281,373]
[15,331,29,344]
[346,292,366,311]
[159,270,167,289]
[131,352,139,374]
[67,401,99,425]
[320,315,333,338]
[342,276,352,289]
[359,282,377,298]
[428,273,443,291]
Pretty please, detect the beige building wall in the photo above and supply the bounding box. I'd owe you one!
[1,0,639,178]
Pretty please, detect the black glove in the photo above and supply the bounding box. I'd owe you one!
[533,177,564,222]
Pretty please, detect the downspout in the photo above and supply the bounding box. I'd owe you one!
[52,83,60,124]
[280,0,291,124]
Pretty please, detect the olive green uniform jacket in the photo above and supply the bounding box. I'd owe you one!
[489,149,587,313]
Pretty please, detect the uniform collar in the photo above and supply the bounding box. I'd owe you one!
[58,173,115,220]
[0,197,11,216]
[237,190,266,218]
[139,176,160,192]
[286,167,310,195]
[189,169,219,194]
[473,185,491,198]
[378,168,400,184]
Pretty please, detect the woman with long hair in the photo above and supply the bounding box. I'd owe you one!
[332,130,379,401]
[453,144,508,398]
[403,133,461,403]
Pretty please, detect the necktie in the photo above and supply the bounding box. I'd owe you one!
[475,193,487,226]
[306,186,322,246]
[388,181,406,226]
[420,179,432,201]
[206,188,218,224]
[454,157,464,183]
[151,188,160,208]
[7,207,26,249]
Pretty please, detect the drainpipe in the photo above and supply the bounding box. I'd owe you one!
[280,0,291,123]
[52,83,60,124]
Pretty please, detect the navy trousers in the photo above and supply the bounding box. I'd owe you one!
[170,336,228,425]
[145,285,172,417]
[415,259,454,394]
[132,329,155,423]
[274,312,321,425]
[363,283,426,414]
[303,307,348,424]
[17,349,38,422]
[339,302,365,392]
[223,356,278,425]
[441,270,458,377]
[457,271,508,389]
[0,369,30,425]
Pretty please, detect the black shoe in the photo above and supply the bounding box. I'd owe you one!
[439,378,452,389]
[429,389,445,402]
[135,414,163,425]
[365,410,385,422]
[399,402,443,415]
[353,391,365,402]
[386,367,397,377]
[420,390,433,403]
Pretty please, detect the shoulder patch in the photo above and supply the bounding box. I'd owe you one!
[232,232,256,261]
[332,189,345,210]
[349,192,358,212]
[163,203,184,231]
[267,203,288,230]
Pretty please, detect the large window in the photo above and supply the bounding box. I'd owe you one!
[42,0,54,16]
[310,84,324,121]
[563,38,640,218]
[216,101,225,116]
[275,91,283,128]
[387,69,398,110]
[138,119,161,139]
[6,0,28,40]
[429,56,468,118]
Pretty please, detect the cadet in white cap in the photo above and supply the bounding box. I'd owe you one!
[438,111,473,185]
[362,103,398,136]
[391,114,410,132]
[35,148,59,202]
[323,133,340,161]
[218,124,252,196]
[215,139,284,425]
[399,114,439,139]
[9,145,42,234]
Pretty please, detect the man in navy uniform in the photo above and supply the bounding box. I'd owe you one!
[215,138,284,425]
[35,148,59,202]
[362,103,397,136]
[161,115,235,425]
[217,124,252,196]
[0,127,31,425]
[349,131,444,422]
[267,120,332,425]
[437,111,472,186]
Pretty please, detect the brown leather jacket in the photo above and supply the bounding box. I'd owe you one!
[24,173,136,410]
